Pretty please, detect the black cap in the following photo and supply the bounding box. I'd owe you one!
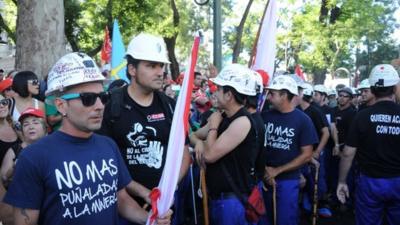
[338,87,353,97]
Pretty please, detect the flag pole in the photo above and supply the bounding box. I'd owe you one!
[248,0,271,68]
[200,168,209,225]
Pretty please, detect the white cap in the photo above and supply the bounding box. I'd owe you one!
[314,84,328,95]
[210,64,258,96]
[46,52,105,96]
[126,33,170,64]
[357,79,370,90]
[369,64,399,87]
[253,71,264,94]
[302,83,314,96]
[266,75,298,95]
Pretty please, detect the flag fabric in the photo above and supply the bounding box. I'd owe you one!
[146,35,200,225]
[250,0,278,82]
[295,64,305,80]
[100,26,111,64]
[249,0,278,112]
[111,19,128,82]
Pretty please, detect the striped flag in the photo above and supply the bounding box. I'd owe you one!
[111,19,128,82]
[249,0,278,111]
[146,35,200,225]
[250,0,278,82]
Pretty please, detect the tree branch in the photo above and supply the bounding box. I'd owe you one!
[232,0,253,63]
[0,14,16,43]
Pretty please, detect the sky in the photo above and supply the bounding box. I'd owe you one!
[393,8,400,44]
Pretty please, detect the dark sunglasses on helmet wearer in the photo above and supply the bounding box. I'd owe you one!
[0,99,9,106]
[27,79,39,86]
[60,92,110,107]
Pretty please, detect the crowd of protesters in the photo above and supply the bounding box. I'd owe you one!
[0,32,399,225]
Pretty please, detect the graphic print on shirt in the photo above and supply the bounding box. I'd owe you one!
[126,122,163,169]
[54,159,118,219]
[264,122,295,150]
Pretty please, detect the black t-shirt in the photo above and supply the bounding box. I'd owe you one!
[334,106,356,144]
[206,107,258,196]
[302,104,327,140]
[99,87,175,190]
[346,101,400,178]
[252,112,267,180]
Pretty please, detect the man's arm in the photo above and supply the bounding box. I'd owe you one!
[13,208,39,225]
[204,115,251,163]
[336,145,357,203]
[314,127,329,157]
[331,123,340,155]
[265,145,313,182]
[118,188,172,225]
[125,181,151,205]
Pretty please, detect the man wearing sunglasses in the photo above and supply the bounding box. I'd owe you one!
[99,33,190,225]
[3,52,172,225]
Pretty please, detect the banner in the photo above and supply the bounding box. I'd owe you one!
[146,35,200,225]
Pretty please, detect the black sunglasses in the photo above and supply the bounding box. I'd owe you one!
[60,92,110,107]
[0,99,9,106]
[28,79,39,86]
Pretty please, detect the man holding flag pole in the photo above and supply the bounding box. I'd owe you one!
[99,33,191,225]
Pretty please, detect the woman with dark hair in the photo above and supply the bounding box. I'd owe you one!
[0,95,19,225]
[10,71,45,124]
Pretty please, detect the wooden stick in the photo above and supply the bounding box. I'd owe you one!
[200,168,209,225]
[312,165,320,225]
[273,182,277,225]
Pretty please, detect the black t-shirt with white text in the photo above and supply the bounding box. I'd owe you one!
[99,87,175,190]
[346,101,400,178]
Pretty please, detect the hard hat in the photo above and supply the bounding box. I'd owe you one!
[285,74,307,89]
[302,82,314,96]
[327,88,337,97]
[210,64,258,96]
[357,79,370,90]
[369,64,400,87]
[338,87,353,97]
[126,33,170,64]
[266,75,298,95]
[46,52,105,96]
[314,84,328,95]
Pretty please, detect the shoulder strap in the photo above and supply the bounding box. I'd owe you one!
[109,87,124,122]
[154,91,175,123]
[9,97,16,117]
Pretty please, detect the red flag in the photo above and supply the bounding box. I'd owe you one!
[295,64,305,80]
[101,26,111,63]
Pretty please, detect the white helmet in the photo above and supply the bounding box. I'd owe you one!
[302,83,314,96]
[314,84,328,95]
[210,64,258,96]
[286,74,307,89]
[369,64,399,87]
[327,88,337,97]
[126,33,170,64]
[46,52,105,96]
[357,79,370,90]
[266,75,298,95]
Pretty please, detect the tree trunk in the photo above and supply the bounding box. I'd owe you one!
[15,0,66,79]
[164,0,180,80]
[232,0,253,63]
